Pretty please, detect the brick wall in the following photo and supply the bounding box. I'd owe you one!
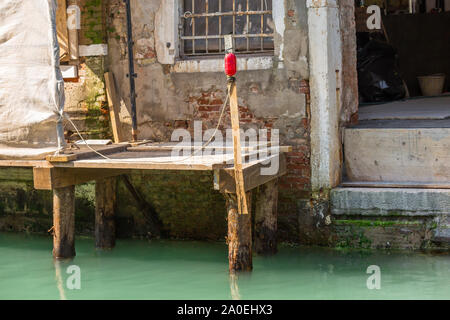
[78,0,107,45]
[0,0,315,244]
[175,80,313,242]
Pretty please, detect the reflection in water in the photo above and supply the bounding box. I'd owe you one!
[53,260,67,300]
[229,273,241,300]
[0,233,448,300]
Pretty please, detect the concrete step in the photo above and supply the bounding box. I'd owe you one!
[330,187,450,248]
[344,127,450,183]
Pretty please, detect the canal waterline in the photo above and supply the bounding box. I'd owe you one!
[0,232,448,300]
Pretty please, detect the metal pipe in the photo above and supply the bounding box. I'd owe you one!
[124,0,138,142]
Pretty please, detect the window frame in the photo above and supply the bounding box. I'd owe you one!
[178,0,275,59]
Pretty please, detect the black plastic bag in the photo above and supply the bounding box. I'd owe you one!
[357,40,406,103]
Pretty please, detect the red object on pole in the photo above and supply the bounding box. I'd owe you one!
[224,53,237,77]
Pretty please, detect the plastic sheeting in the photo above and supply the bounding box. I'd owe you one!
[0,0,65,159]
[357,40,406,103]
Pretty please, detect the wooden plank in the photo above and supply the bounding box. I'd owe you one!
[129,140,152,147]
[218,154,287,193]
[33,167,128,190]
[104,72,124,143]
[53,149,233,171]
[56,0,69,62]
[67,0,79,60]
[45,144,129,164]
[74,144,130,160]
[54,160,224,171]
[228,80,248,214]
[46,154,77,163]
[0,160,48,168]
[75,139,112,145]
[128,144,292,153]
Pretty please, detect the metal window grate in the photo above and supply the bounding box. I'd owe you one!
[181,0,274,57]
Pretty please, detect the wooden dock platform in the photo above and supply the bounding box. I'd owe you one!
[0,142,289,272]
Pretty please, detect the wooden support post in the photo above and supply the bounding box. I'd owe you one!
[228,79,248,215]
[226,192,252,272]
[254,179,278,255]
[67,0,80,61]
[53,186,76,259]
[95,177,116,249]
[56,0,69,62]
[104,72,124,143]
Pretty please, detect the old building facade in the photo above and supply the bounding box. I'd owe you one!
[1,0,448,250]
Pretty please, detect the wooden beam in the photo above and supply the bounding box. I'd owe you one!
[228,80,248,214]
[0,160,48,168]
[95,177,116,249]
[46,154,77,163]
[225,192,252,272]
[67,1,79,61]
[128,143,293,153]
[56,0,69,62]
[33,167,128,190]
[104,72,124,143]
[53,186,76,259]
[74,144,130,160]
[46,144,129,163]
[254,179,278,255]
[218,153,286,193]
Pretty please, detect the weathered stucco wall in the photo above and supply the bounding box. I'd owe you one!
[104,0,315,243]
[6,0,442,250]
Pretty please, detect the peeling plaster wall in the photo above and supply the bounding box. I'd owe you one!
[105,0,314,243]
[107,0,310,141]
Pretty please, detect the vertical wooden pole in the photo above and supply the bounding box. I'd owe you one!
[229,273,241,300]
[53,186,76,259]
[104,72,124,143]
[228,80,248,214]
[226,192,252,272]
[67,0,80,61]
[95,177,116,249]
[254,179,278,255]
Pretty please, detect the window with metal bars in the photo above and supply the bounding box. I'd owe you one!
[180,0,274,57]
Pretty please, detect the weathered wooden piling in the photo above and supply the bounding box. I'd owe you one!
[95,177,116,249]
[226,192,252,272]
[53,185,76,259]
[254,179,278,255]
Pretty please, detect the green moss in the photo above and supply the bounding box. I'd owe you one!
[81,0,105,44]
[75,183,96,221]
[82,57,112,139]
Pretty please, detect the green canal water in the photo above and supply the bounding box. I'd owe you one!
[0,232,448,300]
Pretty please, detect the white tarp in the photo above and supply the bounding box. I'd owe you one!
[0,0,65,159]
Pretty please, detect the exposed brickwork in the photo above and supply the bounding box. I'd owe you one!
[0,0,313,244]
[64,56,112,140]
[78,0,107,45]
[174,81,313,242]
